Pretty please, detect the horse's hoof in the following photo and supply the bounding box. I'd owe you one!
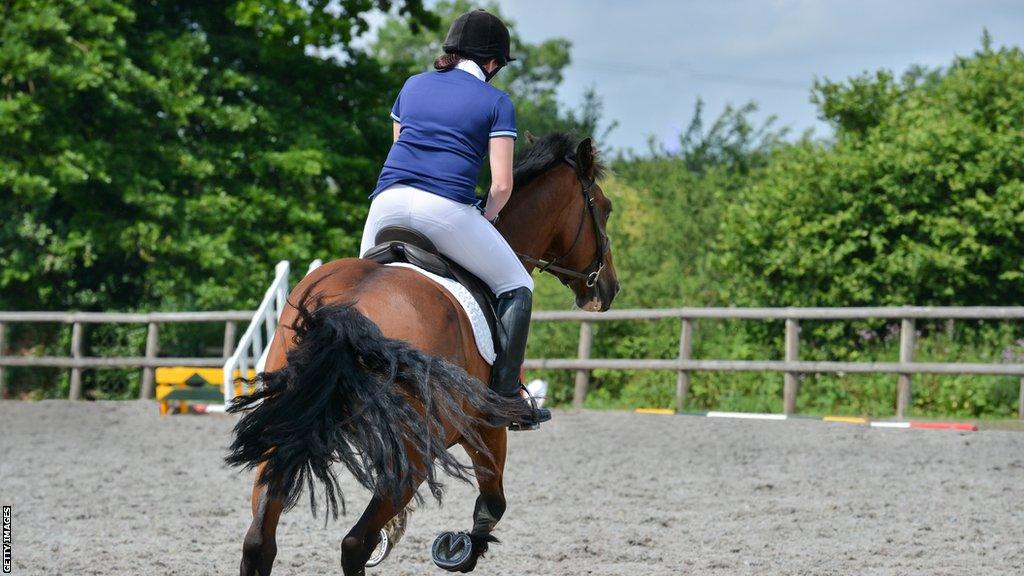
[431,531,475,572]
[364,529,390,568]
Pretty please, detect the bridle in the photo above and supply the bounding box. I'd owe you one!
[516,155,609,288]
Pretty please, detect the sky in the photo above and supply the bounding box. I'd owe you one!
[481,0,1024,153]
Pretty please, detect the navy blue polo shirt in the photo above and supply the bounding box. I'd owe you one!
[371,67,517,205]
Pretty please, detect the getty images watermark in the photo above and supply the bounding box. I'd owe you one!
[2,505,10,573]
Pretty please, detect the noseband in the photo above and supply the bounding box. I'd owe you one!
[516,155,609,288]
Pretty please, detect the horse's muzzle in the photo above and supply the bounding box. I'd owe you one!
[577,278,619,312]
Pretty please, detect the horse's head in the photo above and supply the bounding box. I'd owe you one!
[501,133,620,312]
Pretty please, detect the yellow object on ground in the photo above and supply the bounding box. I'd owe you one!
[823,416,868,424]
[635,408,676,415]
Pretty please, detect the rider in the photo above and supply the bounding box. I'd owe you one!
[359,9,551,430]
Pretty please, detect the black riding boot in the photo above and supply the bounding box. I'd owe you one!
[490,287,551,431]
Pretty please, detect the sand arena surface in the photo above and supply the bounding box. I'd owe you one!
[1,400,1022,575]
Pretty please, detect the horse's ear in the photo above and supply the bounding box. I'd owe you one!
[576,137,595,177]
[525,131,536,145]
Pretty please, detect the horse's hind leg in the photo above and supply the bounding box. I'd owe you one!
[240,465,283,576]
[433,427,508,573]
[467,427,508,542]
[370,501,415,567]
[340,487,418,576]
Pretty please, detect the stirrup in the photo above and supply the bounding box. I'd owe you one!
[508,420,540,432]
[507,385,550,432]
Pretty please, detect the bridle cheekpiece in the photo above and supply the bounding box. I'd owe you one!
[516,155,609,288]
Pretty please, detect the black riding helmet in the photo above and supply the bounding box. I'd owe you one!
[443,9,516,66]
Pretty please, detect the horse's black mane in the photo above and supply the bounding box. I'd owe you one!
[513,132,605,189]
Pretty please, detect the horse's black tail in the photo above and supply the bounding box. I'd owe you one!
[225,299,522,518]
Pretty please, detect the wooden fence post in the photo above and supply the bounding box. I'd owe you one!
[675,318,693,412]
[223,321,237,358]
[0,321,6,400]
[69,322,84,400]
[573,321,593,409]
[784,319,800,415]
[1019,377,1023,421]
[139,322,159,399]
[896,317,915,419]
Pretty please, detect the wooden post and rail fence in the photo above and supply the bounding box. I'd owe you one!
[0,311,250,401]
[524,307,1024,420]
[1,307,1024,420]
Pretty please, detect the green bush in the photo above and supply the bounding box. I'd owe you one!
[526,37,1024,418]
[718,37,1024,310]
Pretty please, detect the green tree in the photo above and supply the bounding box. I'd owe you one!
[1,0,431,312]
[718,38,1024,309]
[608,100,785,307]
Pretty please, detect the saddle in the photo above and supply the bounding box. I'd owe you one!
[362,226,500,351]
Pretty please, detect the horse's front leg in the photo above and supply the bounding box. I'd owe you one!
[433,426,508,573]
[240,464,283,576]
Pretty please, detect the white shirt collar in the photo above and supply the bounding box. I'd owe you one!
[455,59,486,82]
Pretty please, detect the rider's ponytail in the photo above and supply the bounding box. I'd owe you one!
[433,52,461,70]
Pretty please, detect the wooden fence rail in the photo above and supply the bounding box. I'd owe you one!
[2,307,1024,420]
[0,311,250,400]
[527,307,1024,420]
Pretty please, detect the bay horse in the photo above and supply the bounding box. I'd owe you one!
[226,133,619,576]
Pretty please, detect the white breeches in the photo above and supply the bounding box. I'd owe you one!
[359,185,534,295]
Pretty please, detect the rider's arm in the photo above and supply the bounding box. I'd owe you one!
[484,136,514,221]
[392,121,401,142]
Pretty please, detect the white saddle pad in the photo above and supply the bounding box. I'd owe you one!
[385,263,496,364]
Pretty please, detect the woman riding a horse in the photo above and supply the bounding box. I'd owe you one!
[359,8,547,430]
[227,9,619,576]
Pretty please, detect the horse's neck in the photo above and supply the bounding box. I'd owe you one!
[496,176,566,268]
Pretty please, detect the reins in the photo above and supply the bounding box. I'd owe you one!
[515,155,608,288]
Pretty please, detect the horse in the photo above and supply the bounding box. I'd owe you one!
[226,133,619,576]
